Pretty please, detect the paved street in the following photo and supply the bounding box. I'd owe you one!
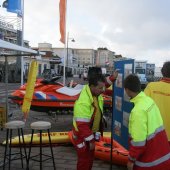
[0,80,127,170]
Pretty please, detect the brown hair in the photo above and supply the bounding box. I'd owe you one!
[161,61,170,78]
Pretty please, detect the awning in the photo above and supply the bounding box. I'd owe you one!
[0,39,45,55]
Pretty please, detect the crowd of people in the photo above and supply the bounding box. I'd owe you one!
[70,61,170,170]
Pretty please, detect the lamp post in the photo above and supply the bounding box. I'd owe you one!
[66,32,75,78]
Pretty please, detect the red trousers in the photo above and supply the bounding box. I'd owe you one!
[75,142,95,170]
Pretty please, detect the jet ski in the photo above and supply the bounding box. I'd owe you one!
[9,76,112,114]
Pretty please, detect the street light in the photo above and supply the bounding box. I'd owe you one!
[66,32,75,77]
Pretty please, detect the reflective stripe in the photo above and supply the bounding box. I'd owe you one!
[106,76,112,85]
[135,153,170,167]
[74,117,90,122]
[131,140,146,147]
[129,155,136,162]
[131,126,164,147]
[77,142,85,148]
[145,103,155,113]
[147,126,164,140]
[84,134,94,141]
[73,120,78,131]
[72,133,77,140]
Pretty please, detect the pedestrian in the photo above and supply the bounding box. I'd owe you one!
[71,73,106,170]
[144,61,170,145]
[124,74,170,170]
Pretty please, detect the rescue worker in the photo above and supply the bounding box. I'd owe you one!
[72,73,106,170]
[124,74,170,170]
[144,61,170,145]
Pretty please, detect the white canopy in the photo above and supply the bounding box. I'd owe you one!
[0,39,45,55]
[0,39,45,122]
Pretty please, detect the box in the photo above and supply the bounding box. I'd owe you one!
[0,106,6,129]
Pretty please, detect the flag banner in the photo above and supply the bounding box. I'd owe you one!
[22,60,38,121]
[3,0,23,16]
[59,0,66,44]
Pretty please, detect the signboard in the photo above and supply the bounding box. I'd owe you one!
[112,59,134,149]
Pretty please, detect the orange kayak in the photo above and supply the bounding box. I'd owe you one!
[95,136,128,166]
[68,131,128,166]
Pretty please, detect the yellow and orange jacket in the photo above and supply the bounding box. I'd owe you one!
[129,92,170,170]
[144,78,170,141]
[72,84,104,147]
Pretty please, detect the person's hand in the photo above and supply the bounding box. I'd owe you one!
[89,142,95,151]
[127,161,134,170]
[112,69,119,79]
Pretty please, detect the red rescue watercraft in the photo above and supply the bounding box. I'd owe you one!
[9,76,112,113]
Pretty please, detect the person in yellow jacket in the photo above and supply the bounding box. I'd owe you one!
[144,61,170,144]
[124,74,170,170]
[72,73,106,170]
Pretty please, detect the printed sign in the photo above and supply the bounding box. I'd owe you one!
[112,59,134,149]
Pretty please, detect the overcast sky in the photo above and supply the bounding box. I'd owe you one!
[1,0,170,67]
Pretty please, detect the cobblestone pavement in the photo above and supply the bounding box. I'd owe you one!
[0,108,127,170]
[0,79,127,170]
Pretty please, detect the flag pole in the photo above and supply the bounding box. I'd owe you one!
[63,9,67,86]
[21,0,24,85]
[59,0,67,86]
[64,0,67,86]
[63,0,67,86]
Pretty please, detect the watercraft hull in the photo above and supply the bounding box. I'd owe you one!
[95,136,128,166]
[2,131,111,146]
[2,132,70,146]
[9,78,112,112]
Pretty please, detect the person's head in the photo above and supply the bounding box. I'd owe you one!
[88,67,102,80]
[124,74,141,98]
[88,74,105,96]
[161,61,170,78]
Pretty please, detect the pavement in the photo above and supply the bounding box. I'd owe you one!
[0,79,127,170]
[0,106,127,170]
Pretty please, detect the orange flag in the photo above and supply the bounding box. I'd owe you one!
[59,0,66,44]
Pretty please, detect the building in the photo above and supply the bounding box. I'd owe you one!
[73,48,96,67]
[34,43,121,77]
[0,16,30,82]
[96,48,117,74]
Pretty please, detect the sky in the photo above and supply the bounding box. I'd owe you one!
[1,0,170,67]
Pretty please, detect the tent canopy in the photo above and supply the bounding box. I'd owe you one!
[0,39,45,121]
[0,39,45,55]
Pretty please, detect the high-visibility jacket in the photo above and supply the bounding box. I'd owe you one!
[144,78,170,141]
[72,84,104,146]
[129,92,170,170]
